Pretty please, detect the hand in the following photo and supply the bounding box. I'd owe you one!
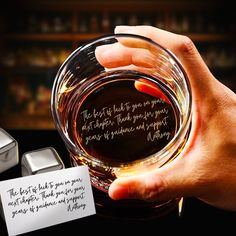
[96,25,236,211]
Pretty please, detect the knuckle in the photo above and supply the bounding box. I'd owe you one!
[178,35,197,57]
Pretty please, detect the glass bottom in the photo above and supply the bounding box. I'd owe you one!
[93,187,180,220]
[70,158,180,220]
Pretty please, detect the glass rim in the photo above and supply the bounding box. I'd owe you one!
[51,33,192,168]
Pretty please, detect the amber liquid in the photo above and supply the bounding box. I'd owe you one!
[58,70,184,219]
[59,70,181,191]
[75,81,178,163]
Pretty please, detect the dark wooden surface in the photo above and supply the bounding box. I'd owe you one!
[1,129,236,235]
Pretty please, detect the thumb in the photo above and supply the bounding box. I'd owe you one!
[108,155,196,202]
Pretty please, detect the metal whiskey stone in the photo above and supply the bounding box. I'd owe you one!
[0,128,19,174]
[21,147,65,176]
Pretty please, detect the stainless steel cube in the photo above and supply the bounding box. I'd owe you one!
[0,197,5,221]
[0,128,19,174]
[21,147,65,176]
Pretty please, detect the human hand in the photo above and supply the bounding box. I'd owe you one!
[96,25,236,211]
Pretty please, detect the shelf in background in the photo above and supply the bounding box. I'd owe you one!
[0,113,55,130]
[4,33,106,42]
[0,66,59,74]
[4,33,236,43]
[188,34,236,42]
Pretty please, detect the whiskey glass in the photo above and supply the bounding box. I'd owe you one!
[51,34,192,219]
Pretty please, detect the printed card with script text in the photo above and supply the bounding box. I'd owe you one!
[0,166,96,236]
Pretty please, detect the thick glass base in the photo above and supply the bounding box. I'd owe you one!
[70,158,180,220]
[92,187,180,220]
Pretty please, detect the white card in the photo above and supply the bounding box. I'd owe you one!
[0,166,96,236]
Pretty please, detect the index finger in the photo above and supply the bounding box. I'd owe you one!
[114,25,215,97]
[95,42,158,69]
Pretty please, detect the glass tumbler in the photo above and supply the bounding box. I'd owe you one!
[51,34,192,219]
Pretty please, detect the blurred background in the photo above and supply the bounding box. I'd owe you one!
[0,0,235,130]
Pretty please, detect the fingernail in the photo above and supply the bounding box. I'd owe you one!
[95,45,113,59]
[95,45,107,55]
[115,25,135,34]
